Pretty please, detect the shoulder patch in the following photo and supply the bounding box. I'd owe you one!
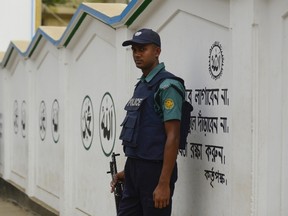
[164,98,174,110]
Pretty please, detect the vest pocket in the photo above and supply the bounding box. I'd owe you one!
[119,115,137,145]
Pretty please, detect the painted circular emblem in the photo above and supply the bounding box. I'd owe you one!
[21,100,27,138]
[13,100,19,134]
[39,100,47,141]
[51,99,60,143]
[99,92,116,156]
[164,98,174,110]
[81,96,94,150]
[208,41,224,80]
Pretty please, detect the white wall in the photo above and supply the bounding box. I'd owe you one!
[0,68,3,175]
[0,0,287,216]
[9,59,30,189]
[67,18,119,216]
[32,41,63,210]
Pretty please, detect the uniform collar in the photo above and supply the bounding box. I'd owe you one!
[139,63,165,83]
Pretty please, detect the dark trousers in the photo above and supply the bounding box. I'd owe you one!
[117,157,178,216]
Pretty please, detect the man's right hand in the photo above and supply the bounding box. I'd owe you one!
[110,170,125,193]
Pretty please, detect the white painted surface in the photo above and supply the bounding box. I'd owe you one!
[0,0,287,216]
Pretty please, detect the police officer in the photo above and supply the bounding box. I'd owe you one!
[111,28,185,216]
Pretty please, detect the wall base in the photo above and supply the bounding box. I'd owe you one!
[0,177,58,216]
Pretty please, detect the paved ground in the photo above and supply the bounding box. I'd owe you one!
[0,197,39,216]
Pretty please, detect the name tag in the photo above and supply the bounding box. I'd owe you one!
[125,97,146,111]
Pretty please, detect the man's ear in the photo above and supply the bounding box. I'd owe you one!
[155,46,161,57]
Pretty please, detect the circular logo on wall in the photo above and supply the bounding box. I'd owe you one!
[21,100,27,138]
[208,41,224,80]
[99,92,116,156]
[81,95,94,150]
[13,100,19,134]
[39,100,47,141]
[51,99,60,143]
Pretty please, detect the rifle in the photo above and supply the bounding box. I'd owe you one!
[107,152,124,213]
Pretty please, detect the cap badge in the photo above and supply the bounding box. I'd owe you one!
[134,31,142,37]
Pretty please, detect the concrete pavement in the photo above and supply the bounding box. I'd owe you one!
[0,197,39,216]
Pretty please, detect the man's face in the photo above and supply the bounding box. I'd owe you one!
[131,44,161,74]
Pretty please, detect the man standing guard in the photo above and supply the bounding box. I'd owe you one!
[111,28,185,216]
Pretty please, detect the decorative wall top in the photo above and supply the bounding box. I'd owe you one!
[0,0,152,68]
